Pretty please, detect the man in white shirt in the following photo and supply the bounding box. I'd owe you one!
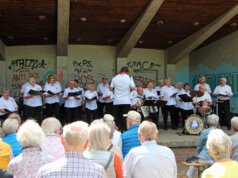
[194,76,211,94]
[213,77,233,130]
[155,79,164,95]
[23,77,43,123]
[174,82,183,129]
[160,78,177,130]
[123,121,177,178]
[110,66,136,131]
[193,84,212,104]
[63,80,81,124]
[0,89,18,125]
[97,77,109,118]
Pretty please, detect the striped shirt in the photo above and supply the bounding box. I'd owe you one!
[36,151,107,178]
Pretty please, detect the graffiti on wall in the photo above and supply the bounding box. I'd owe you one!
[127,61,160,70]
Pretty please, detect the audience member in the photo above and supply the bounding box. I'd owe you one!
[2,118,22,157]
[37,121,107,178]
[8,113,21,126]
[187,114,219,178]
[41,117,64,160]
[0,137,14,170]
[84,122,123,178]
[8,120,53,178]
[103,114,122,149]
[123,121,177,178]
[0,169,14,178]
[202,129,238,178]
[121,111,141,158]
[230,116,238,161]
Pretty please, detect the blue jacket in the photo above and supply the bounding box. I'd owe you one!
[197,128,215,160]
[3,133,22,157]
[121,124,141,158]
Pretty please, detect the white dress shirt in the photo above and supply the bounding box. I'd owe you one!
[24,84,42,107]
[194,83,211,93]
[175,88,183,108]
[63,87,80,108]
[84,90,98,110]
[110,74,135,105]
[155,86,163,96]
[97,83,109,103]
[143,88,158,99]
[177,89,194,110]
[102,88,113,103]
[123,140,177,178]
[0,97,18,116]
[75,87,84,107]
[213,84,233,101]
[43,83,62,104]
[21,82,31,105]
[193,91,212,103]
[160,85,177,106]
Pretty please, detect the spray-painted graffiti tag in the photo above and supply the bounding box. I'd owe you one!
[8,59,47,72]
[127,61,160,70]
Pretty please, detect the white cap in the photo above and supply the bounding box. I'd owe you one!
[123,111,141,122]
[103,114,114,122]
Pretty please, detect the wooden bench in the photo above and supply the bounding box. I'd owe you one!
[182,162,212,178]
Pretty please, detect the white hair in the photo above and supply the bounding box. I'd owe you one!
[207,114,219,127]
[206,129,231,159]
[88,122,110,150]
[17,120,45,148]
[41,117,62,134]
[231,117,238,132]
[63,121,89,148]
[139,121,158,141]
[220,77,227,82]
[2,118,19,135]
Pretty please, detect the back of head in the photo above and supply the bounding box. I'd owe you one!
[139,121,158,141]
[120,66,129,73]
[63,121,89,148]
[17,120,45,148]
[207,114,219,127]
[41,117,62,134]
[2,118,19,135]
[206,129,231,159]
[231,117,238,132]
[88,122,110,150]
[124,111,141,126]
[8,113,21,126]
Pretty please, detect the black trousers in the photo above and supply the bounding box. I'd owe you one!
[86,108,97,124]
[218,100,231,129]
[113,104,130,131]
[150,112,159,128]
[24,105,42,124]
[97,102,105,118]
[46,103,60,119]
[181,109,194,127]
[174,107,182,128]
[163,105,175,129]
[105,102,113,115]
[64,107,81,124]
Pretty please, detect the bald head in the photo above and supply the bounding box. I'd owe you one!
[139,121,158,142]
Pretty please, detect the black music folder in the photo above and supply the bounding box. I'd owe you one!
[143,99,156,106]
[68,91,82,97]
[157,91,160,96]
[179,94,193,102]
[4,108,14,113]
[155,100,167,107]
[170,92,177,98]
[85,96,97,101]
[28,89,44,95]
[47,91,61,95]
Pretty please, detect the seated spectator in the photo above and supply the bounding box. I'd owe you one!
[37,121,106,178]
[8,120,53,178]
[84,122,123,178]
[230,116,238,161]
[41,117,64,160]
[202,129,238,177]
[187,114,218,178]
[123,121,177,178]
[2,118,22,157]
[103,114,122,149]
[0,137,14,170]
[121,111,141,158]
[0,169,13,178]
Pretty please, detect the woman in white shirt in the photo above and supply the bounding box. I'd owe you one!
[43,75,62,119]
[83,84,98,124]
[23,77,43,123]
[63,80,81,124]
[0,89,18,125]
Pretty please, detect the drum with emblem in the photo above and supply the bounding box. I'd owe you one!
[185,114,203,135]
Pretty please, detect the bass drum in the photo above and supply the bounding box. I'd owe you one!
[185,114,203,135]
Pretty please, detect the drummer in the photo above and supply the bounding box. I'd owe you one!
[192,84,212,107]
[194,76,211,94]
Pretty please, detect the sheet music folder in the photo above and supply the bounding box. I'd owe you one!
[178,94,193,102]
[143,100,167,107]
